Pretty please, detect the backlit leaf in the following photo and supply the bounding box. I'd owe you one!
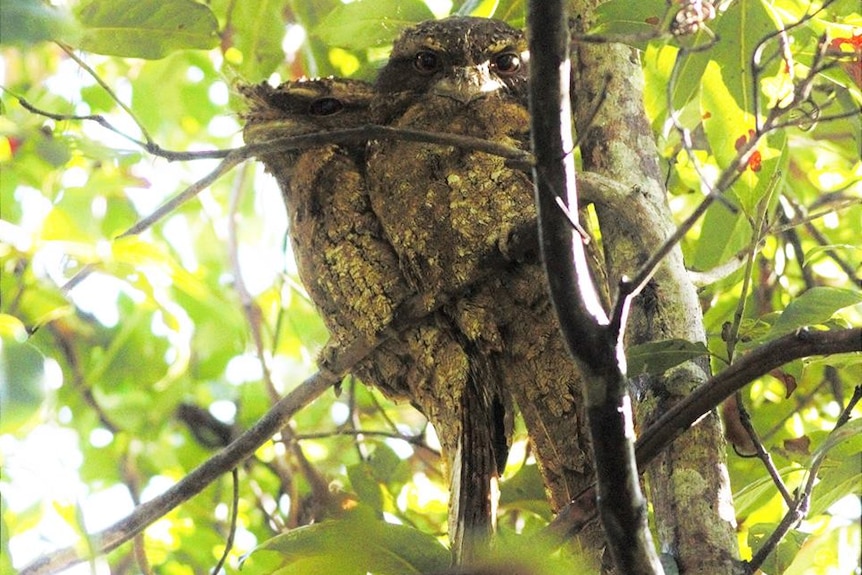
[626,338,710,377]
[314,0,434,50]
[0,0,80,46]
[246,507,449,574]
[76,0,219,59]
[769,287,862,337]
[224,0,287,80]
[590,0,668,49]
[0,336,48,434]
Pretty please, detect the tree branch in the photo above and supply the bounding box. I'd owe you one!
[13,92,534,165]
[745,384,862,574]
[21,286,447,573]
[545,326,861,540]
[20,369,334,575]
[636,327,862,463]
[527,1,662,573]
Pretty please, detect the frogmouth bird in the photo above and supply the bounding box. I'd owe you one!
[239,77,510,563]
[370,16,534,298]
[369,15,595,553]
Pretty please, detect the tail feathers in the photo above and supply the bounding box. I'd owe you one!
[449,380,502,565]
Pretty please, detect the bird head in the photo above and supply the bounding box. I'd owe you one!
[239,77,375,145]
[376,16,529,104]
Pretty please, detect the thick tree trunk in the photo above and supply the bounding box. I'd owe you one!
[566,2,740,573]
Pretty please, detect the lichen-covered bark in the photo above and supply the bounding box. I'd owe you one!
[567,2,740,573]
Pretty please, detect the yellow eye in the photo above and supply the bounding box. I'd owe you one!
[414,50,440,74]
[492,52,521,75]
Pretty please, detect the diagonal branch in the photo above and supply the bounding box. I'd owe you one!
[546,326,862,541]
[19,367,335,575]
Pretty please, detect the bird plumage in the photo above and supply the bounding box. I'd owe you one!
[240,15,596,565]
[369,16,594,557]
[240,77,505,563]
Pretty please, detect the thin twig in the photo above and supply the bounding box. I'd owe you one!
[295,428,432,448]
[733,392,795,506]
[56,43,156,147]
[15,92,535,165]
[47,324,120,433]
[344,378,369,461]
[761,375,834,442]
[635,328,862,464]
[20,367,335,575]
[745,385,862,573]
[782,195,862,288]
[211,468,240,575]
[725,168,783,362]
[226,162,282,403]
[118,151,248,237]
[624,5,861,320]
[19,216,544,573]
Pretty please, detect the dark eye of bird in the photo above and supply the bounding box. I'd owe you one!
[309,97,344,116]
[492,52,521,75]
[414,50,440,73]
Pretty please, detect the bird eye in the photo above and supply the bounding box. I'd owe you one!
[492,52,521,75]
[414,50,440,74]
[309,97,343,116]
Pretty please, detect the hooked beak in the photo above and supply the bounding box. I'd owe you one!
[431,64,505,103]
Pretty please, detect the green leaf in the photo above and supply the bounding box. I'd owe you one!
[701,59,788,214]
[347,462,385,512]
[346,444,410,512]
[626,338,710,377]
[457,0,500,18]
[690,201,751,271]
[223,0,287,80]
[813,418,862,462]
[0,334,49,434]
[590,0,667,48]
[314,0,435,50]
[749,523,807,573]
[457,0,528,25]
[0,0,80,46]
[490,0,526,28]
[498,462,552,520]
[808,456,862,517]
[674,0,781,117]
[734,467,802,518]
[245,507,450,574]
[368,442,407,481]
[769,287,862,337]
[710,0,781,115]
[0,314,27,343]
[127,51,220,134]
[75,0,219,59]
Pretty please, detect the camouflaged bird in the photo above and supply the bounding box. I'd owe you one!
[370,16,535,299]
[368,16,595,538]
[239,77,506,563]
[240,79,406,345]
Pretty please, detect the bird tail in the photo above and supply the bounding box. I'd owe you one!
[449,356,510,565]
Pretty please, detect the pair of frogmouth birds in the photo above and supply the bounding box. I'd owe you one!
[241,16,592,564]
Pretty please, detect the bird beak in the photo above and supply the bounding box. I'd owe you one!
[242,117,307,144]
[432,64,504,103]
